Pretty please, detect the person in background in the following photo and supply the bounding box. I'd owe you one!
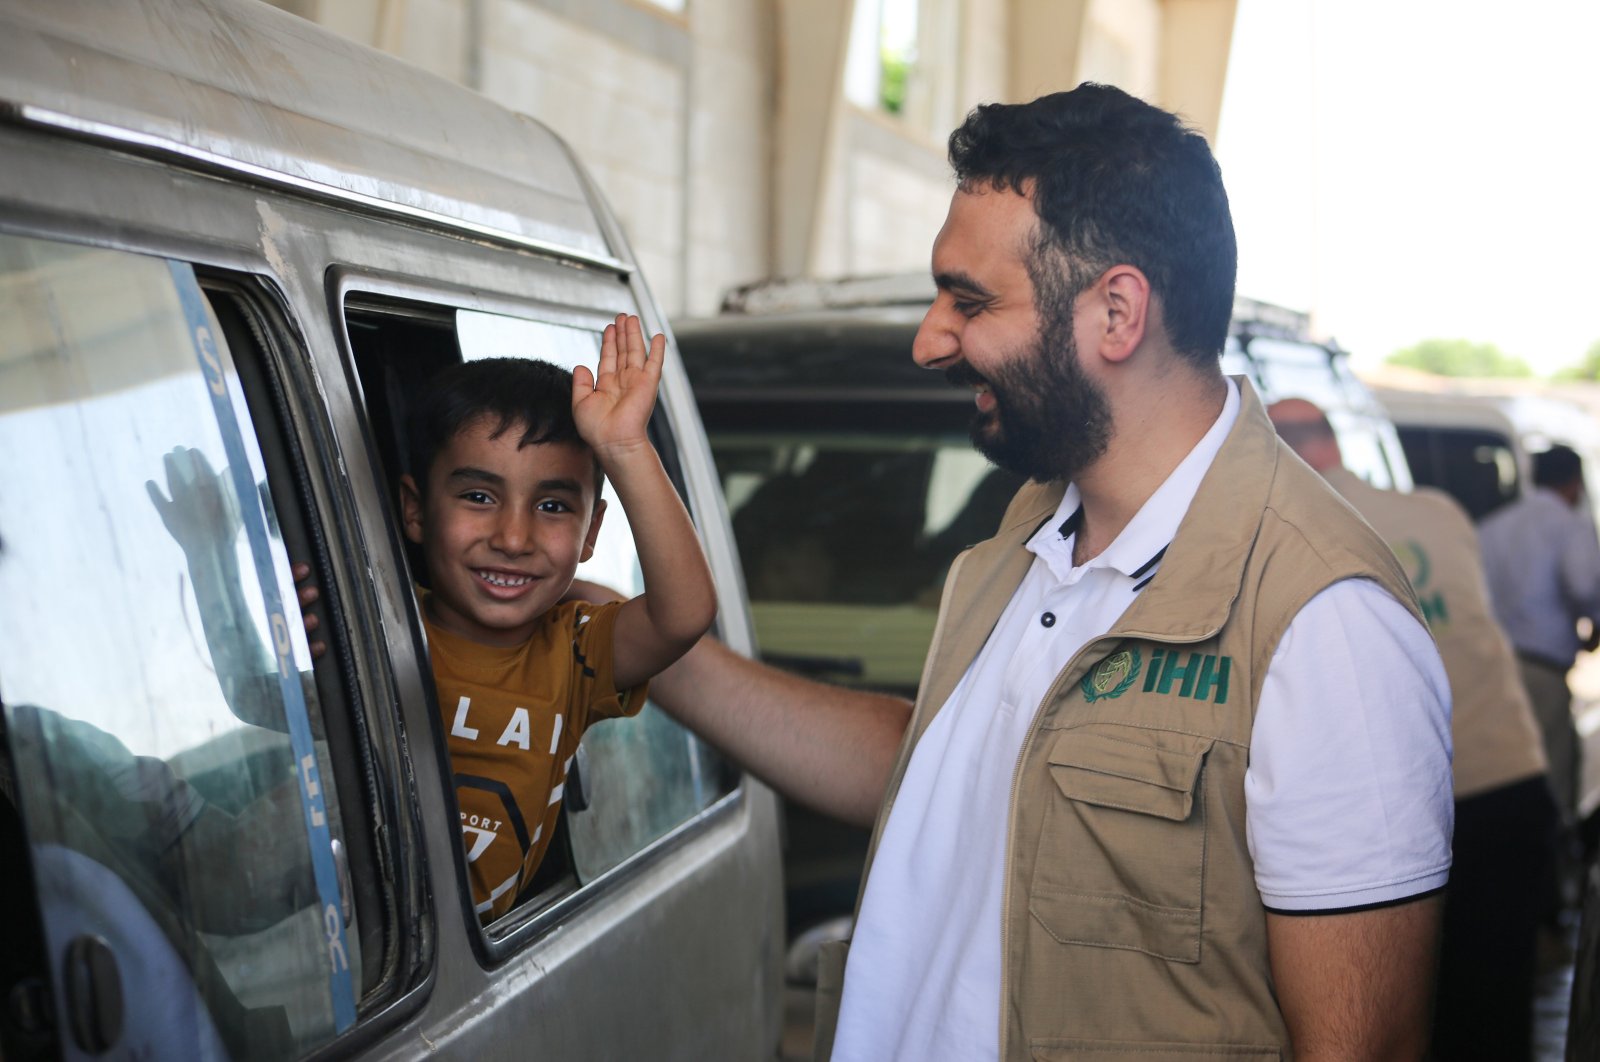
[1477,444,1600,825]
[1270,396,1556,1061]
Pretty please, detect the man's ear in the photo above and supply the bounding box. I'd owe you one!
[399,474,425,545]
[580,497,607,563]
[1096,264,1152,365]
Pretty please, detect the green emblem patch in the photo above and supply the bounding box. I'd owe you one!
[1081,647,1141,702]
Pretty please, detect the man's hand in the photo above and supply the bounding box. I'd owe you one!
[145,446,241,559]
[571,314,665,462]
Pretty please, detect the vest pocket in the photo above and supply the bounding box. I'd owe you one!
[1030,726,1215,963]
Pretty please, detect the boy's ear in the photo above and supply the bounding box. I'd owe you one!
[580,497,607,563]
[399,474,426,544]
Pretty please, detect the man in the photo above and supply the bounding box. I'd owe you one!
[642,84,1452,1060]
[1270,397,1554,1061]
[1478,444,1600,822]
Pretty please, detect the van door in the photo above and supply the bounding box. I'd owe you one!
[0,236,367,1061]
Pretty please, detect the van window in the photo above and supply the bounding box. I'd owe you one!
[1398,426,1520,520]
[0,234,364,1058]
[344,297,733,914]
[1241,336,1403,490]
[699,399,1024,694]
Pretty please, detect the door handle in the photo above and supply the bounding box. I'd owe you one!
[63,933,122,1054]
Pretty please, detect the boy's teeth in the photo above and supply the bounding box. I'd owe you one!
[481,571,531,587]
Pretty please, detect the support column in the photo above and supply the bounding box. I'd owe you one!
[1007,0,1090,104]
[1159,0,1238,142]
[773,0,855,277]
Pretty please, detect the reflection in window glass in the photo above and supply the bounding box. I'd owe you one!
[0,235,356,1058]
[453,308,730,886]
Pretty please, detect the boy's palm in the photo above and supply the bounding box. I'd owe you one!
[573,314,665,453]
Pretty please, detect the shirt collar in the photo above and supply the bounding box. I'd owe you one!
[1027,377,1241,584]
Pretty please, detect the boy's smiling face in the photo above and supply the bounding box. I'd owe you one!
[401,415,605,647]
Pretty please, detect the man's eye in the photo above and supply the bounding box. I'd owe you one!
[952,299,984,318]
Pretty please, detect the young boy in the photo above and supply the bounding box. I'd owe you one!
[399,314,716,921]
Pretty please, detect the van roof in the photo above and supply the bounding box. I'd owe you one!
[0,0,626,271]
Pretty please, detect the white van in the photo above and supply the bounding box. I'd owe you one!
[0,2,782,1059]
[1374,384,1600,522]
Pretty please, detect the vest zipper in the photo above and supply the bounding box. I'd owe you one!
[995,642,1095,1060]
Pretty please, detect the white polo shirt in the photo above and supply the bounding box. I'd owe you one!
[831,379,1453,1062]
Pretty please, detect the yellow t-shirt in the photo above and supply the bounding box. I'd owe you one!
[420,595,646,921]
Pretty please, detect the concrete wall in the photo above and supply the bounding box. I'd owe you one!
[265,0,1233,317]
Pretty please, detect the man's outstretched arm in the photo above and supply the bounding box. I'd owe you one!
[652,635,911,827]
[568,579,910,828]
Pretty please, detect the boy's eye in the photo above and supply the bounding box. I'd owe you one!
[460,489,494,505]
[537,498,572,514]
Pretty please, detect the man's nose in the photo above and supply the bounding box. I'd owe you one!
[912,298,960,370]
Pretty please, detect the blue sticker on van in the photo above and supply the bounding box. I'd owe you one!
[164,260,357,1032]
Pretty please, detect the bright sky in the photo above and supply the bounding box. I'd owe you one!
[1216,0,1600,375]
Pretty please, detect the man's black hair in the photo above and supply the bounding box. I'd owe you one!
[1534,445,1584,489]
[947,82,1237,365]
[407,357,603,496]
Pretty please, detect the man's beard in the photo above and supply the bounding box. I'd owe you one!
[946,311,1112,483]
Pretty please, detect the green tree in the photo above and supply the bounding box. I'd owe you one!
[1385,338,1533,378]
[1553,339,1600,382]
[880,49,910,115]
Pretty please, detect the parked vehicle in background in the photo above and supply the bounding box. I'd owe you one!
[676,276,1411,952]
[0,2,782,1059]
[1226,297,1413,491]
[1375,385,1600,523]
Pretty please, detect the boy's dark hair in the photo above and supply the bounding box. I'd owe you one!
[407,357,603,496]
[947,82,1237,365]
[1534,444,1584,489]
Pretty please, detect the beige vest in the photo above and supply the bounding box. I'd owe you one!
[1321,467,1547,798]
[816,382,1425,1062]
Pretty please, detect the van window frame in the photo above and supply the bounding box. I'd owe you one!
[327,266,748,965]
[191,270,436,1016]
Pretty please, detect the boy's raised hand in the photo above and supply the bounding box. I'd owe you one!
[572,313,666,458]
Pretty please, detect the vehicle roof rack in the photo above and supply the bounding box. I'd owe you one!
[1231,296,1314,342]
[720,273,936,315]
